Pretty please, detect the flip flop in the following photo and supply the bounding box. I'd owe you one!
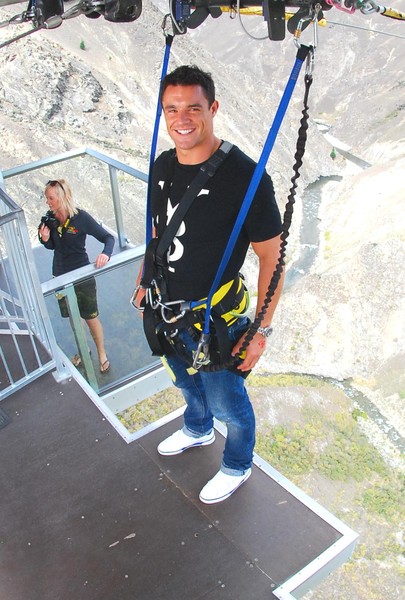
[71,350,92,367]
[99,358,110,374]
[71,354,82,367]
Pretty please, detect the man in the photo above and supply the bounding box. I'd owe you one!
[138,65,284,504]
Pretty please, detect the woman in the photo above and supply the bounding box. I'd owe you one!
[38,178,115,373]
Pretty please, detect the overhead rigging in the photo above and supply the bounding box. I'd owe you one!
[0,0,404,48]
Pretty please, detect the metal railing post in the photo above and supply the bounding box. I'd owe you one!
[108,165,128,249]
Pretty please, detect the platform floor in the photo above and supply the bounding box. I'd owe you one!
[0,370,350,600]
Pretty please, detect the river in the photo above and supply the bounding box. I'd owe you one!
[284,174,342,291]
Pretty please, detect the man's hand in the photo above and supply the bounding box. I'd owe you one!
[231,330,267,372]
[231,234,284,372]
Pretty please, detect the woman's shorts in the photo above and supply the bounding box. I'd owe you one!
[56,277,99,320]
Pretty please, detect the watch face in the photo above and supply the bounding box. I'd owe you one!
[258,326,273,337]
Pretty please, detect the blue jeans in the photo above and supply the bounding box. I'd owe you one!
[165,317,255,475]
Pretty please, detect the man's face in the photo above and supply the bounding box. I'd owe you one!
[161,84,218,155]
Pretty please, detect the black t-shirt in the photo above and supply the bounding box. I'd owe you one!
[151,145,282,300]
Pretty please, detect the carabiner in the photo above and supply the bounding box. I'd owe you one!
[147,280,162,310]
[162,8,185,36]
[161,13,174,37]
[161,303,186,324]
[192,333,211,369]
[130,284,145,312]
[294,3,321,49]
[324,0,356,14]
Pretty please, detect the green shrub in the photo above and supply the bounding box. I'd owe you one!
[362,478,405,521]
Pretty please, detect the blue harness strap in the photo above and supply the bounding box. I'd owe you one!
[145,34,174,247]
[200,44,312,336]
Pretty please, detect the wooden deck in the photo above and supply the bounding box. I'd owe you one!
[0,365,357,600]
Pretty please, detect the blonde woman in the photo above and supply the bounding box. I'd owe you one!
[39,179,114,373]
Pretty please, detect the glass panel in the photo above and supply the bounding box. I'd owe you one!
[43,285,80,363]
[4,150,154,396]
[43,258,160,394]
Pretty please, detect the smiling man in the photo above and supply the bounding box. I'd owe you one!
[161,75,219,161]
[138,65,284,504]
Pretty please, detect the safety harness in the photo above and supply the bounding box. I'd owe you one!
[136,140,250,368]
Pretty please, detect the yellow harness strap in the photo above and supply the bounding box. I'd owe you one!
[192,276,250,330]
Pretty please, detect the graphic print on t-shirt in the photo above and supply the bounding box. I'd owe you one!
[165,187,209,273]
[152,146,281,300]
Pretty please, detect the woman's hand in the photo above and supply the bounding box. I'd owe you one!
[95,253,110,268]
[39,224,50,242]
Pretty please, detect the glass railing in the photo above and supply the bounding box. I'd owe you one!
[1,148,170,410]
[41,248,161,395]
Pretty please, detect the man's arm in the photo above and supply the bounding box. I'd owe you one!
[132,225,157,312]
[253,234,284,328]
[232,234,284,372]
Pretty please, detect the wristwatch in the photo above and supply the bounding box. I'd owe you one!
[256,326,273,338]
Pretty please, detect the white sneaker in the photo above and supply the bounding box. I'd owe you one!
[157,429,215,456]
[199,468,252,504]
